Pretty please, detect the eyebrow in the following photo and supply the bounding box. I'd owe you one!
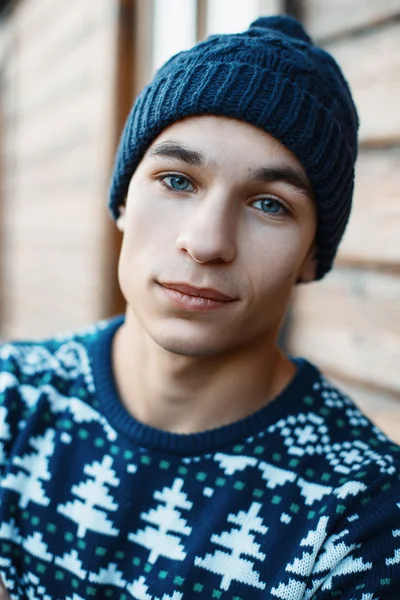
[147,141,314,202]
[248,165,314,203]
[147,141,208,168]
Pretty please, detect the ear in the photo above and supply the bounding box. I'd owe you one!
[297,243,317,284]
[116,205,126,232]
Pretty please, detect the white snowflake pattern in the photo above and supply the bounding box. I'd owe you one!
[267,413,329,458]
[345,408,369,428]
[313,377,351,409]
[325,440,396,476]
[10,340,94,394]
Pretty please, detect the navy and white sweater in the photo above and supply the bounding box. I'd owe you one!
[0,315,399,599]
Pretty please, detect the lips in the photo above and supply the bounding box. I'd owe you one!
[159,282,235,302]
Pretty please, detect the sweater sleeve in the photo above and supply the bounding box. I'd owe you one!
[0,342,40,479]
[0,343,22,478]
[310,473,400,599]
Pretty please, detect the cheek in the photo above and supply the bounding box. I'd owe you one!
[122,190,176,251]
[246,227,306,288]
[117,191,180,289]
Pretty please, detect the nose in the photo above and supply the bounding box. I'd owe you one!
[175,192,237,264]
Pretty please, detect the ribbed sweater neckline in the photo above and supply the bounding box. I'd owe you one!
[89,314,319,456]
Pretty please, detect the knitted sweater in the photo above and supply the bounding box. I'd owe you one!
[0,316,399,600]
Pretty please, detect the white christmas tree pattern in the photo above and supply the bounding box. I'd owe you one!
[320,553,372,591]
[129,478,192,564]
[214,452,257,475]
[126,576,152,600]
[195,501,267,591]
[19,385,42,410]
[333,480,367,500]
[126,576,183,600]
[57,455,120,538]
[303,529,366,600]
[271,516,329,599]
[1,429,55,509]
[0,556,10,570]
[22,572,52,600]
[0,570,13,598]
[88,562,127,587]
[54,549,87,579]
[312,529,355,577]
[22,532,52,562]
[258,461,296,489]
[270,578,305,599]
[296,477,332,506]
[0,372,18,404]
[0,518,20,547]
[385,502,400,567]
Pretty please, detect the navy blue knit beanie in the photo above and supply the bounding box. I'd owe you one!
[109,15,359,280]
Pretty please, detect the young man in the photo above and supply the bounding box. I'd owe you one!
[0,15,399,600]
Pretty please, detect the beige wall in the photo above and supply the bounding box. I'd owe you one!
[288,0,400,442]
[0,0,118,340]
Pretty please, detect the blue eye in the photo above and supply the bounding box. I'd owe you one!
[252,197,286,216]
[162,175,194,192]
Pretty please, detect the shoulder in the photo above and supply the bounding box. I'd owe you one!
[282,359,400,490]
[0,318,115,472]
[1,320,104,387]
[0,318,116,424]
[268,362,400,595]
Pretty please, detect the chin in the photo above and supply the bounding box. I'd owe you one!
[147,320,235,358]
[154,333,228,358]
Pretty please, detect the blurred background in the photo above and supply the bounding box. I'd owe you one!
[0,0,399,441]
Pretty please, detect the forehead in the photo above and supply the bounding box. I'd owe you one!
[146,115,306,174]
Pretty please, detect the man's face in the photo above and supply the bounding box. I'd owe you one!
[117,116,317,357]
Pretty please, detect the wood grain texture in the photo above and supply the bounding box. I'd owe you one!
[304,0,400,40]
[325,22,400,143]
[337,148,400,266]
[288,269,400,394]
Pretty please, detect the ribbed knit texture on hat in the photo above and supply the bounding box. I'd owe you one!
[109,15,359,280]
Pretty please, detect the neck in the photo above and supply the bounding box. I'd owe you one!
[111,308,296,434]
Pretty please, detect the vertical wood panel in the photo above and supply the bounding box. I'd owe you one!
[288,2,400,442]
[289,269,400,393]
[325,23,400,144]
[1,0,119,340]
[102,0,135,320]
[337,148,400,267]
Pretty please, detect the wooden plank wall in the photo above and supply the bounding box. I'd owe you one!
[0,0,118,340]
[289,0,400,443]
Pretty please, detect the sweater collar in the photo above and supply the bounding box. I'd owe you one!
[88,315,320,456]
